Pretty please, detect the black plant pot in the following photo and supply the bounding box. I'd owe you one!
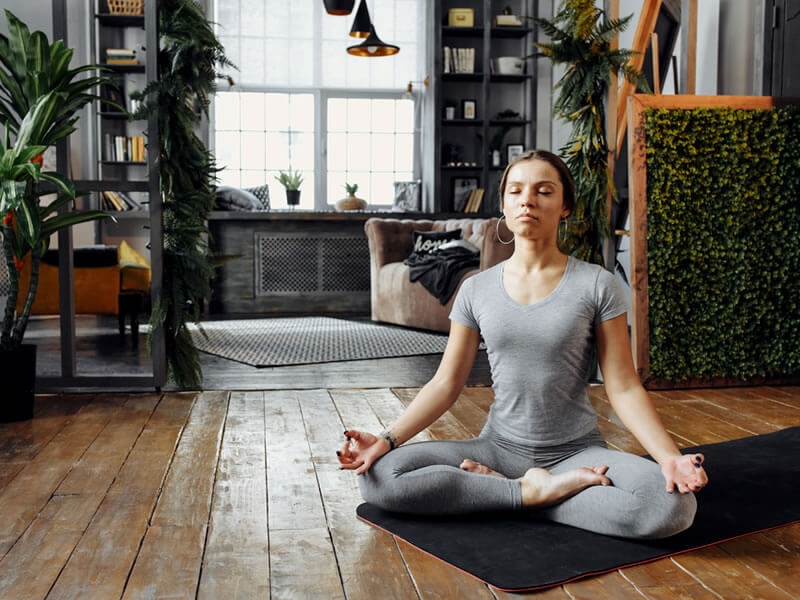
[323,0,355,15]
[286,189,301,207]
[0,344,36,422]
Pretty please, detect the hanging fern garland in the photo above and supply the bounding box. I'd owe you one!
[531,0,649,265]
[135,0,234,389]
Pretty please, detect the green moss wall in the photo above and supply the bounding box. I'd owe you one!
[644,106,800,382]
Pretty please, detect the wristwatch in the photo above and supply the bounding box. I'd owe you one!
[379,430,397,450]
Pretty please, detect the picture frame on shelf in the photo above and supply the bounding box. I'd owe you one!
[506,143,524,165]
[452,177,479,212]
[462,99,476,120]
[393,180,421,212]
[100,82,126,113]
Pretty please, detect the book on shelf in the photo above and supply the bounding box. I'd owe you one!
[442,46,475,74]
[101,190,142,212]
[463,188,485,213]
[106,58,139,65]
[106,48,138,65]
[104,134,146,162]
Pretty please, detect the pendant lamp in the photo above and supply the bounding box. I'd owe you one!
[349,0,371,38]
[324,0,356,15]
[347,24,399,56]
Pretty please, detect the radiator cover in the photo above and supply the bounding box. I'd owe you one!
[254,232,370,296]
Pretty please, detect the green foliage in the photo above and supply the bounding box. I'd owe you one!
[275,169,303,190]
[531,0,648,265]
[136,0,234,389]
[0,10,110,146]
[645,106,800,382]
[0,12,110,352]
[344,182,358,195]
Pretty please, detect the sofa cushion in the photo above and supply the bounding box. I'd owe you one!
[215,186,261,211]
[244,184,271,210]
[41,245,118,268]
[411,229,462,255]
[119,240,151,292]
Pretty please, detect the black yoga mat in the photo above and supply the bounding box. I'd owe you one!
[357,427,800,592]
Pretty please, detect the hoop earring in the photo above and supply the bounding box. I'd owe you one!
[496,215,514,245]
[558,217,568,245]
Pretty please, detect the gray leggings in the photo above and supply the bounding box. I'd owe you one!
[357,430,697,539]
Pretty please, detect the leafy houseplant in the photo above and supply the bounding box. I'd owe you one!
[0,11,110,419]
[275,169,303,206]
[336,182,366,211]
[275,168,303,190]
[531,0,648,266]
[134,0,233,389]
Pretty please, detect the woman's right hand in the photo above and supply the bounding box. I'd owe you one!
[337,429,391,475]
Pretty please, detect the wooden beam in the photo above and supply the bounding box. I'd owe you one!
[683,0,698,94]
[616,0,663,157]
[651,33,661,94]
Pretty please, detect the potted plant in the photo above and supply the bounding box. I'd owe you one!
[134,0,233,390]
[274,169,304,206]
[531,0,648,266]
[0,11,111,421]
[336,182,367,211]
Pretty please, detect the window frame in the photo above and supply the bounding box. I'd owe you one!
[211,85,420,211]
[320,88,419,210]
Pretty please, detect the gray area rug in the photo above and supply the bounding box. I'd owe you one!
[189,317,450,367]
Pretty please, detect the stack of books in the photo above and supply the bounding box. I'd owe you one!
[104,134,146,163]
[463,188,485,213]
[101,190,142,212]
[106,48,138,65]
[442,47,476,74]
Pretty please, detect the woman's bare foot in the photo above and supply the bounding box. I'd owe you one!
[519,466,611,507]
[459,459,505,478]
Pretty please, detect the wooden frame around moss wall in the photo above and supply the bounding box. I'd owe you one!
[626,93,800,389]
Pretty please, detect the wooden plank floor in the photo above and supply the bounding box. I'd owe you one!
[1,384,798,598]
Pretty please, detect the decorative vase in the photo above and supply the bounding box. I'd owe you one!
[336,193,367,211]
[285,189,301,207]
[0,344,36,422]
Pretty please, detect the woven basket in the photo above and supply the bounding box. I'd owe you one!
[107,0,144,15]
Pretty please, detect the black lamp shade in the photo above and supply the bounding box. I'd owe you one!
[324,0,355,15]
[346,25,400,57]
[349,0,371,38]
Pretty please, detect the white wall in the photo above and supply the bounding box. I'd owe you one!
[2,3,101,248]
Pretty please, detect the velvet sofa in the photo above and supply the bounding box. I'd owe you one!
[364,217,514,332]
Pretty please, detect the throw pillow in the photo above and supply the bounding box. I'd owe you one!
[244,184,270,210]
[119,240,150,270]
[215,186,261,211]
[411,229,462,255]
[438,238,479,254]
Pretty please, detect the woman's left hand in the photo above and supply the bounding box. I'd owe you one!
[662,453,708,494]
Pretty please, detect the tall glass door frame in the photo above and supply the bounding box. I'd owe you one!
[36,0,166,392]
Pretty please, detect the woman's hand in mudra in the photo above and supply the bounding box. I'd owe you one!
[337,430,390,475]
[662,453,708,494]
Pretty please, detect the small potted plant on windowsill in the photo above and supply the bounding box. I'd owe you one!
[274,168,303,207]
[336,182,367,211]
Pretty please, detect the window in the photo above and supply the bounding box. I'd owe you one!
[211,0,424,210]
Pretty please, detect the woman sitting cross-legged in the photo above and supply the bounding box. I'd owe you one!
[338,150,707,540]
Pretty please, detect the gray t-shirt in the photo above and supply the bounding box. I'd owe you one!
[450,256,628,447]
